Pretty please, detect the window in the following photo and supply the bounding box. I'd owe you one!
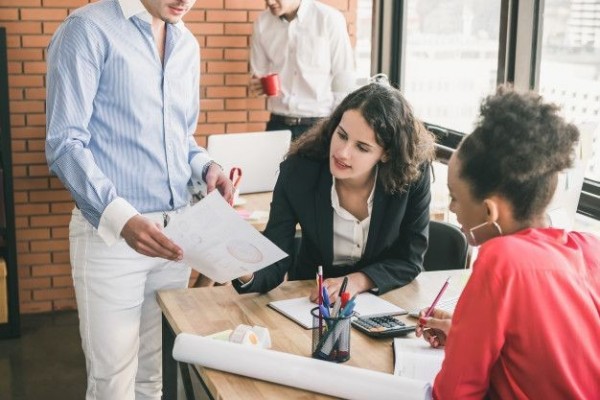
[402,0,502,133]
[539,0,600,183]
[400,1,502,224]
[539,0,600,231]
[372,0,600,227]
[355,0,373,85]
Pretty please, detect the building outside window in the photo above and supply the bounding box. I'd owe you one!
[539,0,600,235]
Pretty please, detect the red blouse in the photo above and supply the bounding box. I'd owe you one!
[433,228,600,400]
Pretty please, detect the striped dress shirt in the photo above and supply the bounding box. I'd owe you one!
[46,0,210,245]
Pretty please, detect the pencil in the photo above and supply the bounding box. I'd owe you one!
[420,277,450,326]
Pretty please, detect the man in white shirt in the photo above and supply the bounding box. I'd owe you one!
[249,0,356,139]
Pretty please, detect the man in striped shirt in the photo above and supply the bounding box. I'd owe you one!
[45,0,232,398]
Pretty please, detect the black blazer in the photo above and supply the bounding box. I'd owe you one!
[234,155,430,294]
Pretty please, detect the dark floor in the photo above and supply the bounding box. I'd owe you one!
[0,312,209,400]
[0,311,86,400]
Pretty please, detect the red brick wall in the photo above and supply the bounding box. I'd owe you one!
[0,0,357,314]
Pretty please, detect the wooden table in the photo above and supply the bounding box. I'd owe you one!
[235,192,273,232]
[159,269,470,399]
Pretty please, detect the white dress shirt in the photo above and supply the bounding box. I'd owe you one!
[331,178,376,266]
[250,0,356,118]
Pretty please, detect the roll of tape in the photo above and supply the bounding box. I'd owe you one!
[229,325,259,346]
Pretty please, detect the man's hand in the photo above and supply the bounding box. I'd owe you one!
[415,308,453,348]
[121,215,183,261]
[249,75,264,97]
[204,163,234,204]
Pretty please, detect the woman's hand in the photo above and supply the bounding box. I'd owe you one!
[309,272,374,304]
[415,308,453,348]
[238,273,254,284]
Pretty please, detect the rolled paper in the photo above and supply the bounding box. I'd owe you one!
[173,333,432,400]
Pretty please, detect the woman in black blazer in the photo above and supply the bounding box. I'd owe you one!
[235,82,435,301]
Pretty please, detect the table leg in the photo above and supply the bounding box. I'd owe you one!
[162,314,177,400]
[162,314,196,400]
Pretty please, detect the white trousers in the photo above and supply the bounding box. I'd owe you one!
[69,209,191,400]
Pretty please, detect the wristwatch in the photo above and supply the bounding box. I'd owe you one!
[202,160,223,182]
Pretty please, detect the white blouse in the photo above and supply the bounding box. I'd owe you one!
[330,178,376,266]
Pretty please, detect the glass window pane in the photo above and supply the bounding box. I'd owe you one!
[574,212,600,236]
[355,0,373,85]
[539,0,600,183]
[403,1,502,133]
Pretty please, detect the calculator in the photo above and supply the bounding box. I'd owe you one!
[351,315,417,338]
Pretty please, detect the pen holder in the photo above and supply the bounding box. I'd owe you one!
[310,307,351,363]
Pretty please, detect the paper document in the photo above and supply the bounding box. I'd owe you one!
[393,338,445,384]
[269,293,406,329]
[164,191,287,283]
[173,333,432,400]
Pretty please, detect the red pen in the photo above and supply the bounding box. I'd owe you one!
[419,277,450,327]
[341,292,350,308]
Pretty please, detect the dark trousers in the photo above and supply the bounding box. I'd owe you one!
[266,117,319,140]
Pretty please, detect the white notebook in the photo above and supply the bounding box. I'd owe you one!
[268,293,407,329]
[393,338,445,384]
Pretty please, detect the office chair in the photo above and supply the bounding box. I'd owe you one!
[423,220,470,270]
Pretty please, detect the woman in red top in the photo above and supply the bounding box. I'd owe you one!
[417,87,600,399]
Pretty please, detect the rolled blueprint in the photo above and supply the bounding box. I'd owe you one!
[173,333,432,400]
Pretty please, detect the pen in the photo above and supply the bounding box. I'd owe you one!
[331,276,348,317]
[340,292,350,308]
[419,277,451,327]
[317,266,323,307]
[322,286,331,309]
[340,300,356,317]
[317,266,323,333]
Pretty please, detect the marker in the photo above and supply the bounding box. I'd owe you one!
[331,276,348,317]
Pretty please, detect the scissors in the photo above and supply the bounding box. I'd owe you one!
[229,167,243,190]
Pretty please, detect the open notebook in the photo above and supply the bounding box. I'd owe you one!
[393,338,445,384]
[268,293,406,329]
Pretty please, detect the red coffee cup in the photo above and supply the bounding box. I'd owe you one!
[260,73,280,96]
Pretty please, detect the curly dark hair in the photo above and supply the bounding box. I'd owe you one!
[287,83,435,193]
[457,86,580,222]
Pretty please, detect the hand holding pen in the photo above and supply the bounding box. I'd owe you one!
[415,308,453,348]
[415,277,453,348]
[310,272,369,304]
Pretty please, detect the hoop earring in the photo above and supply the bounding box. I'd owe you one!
[468,220,503,246]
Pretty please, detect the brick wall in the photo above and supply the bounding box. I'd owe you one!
[0,0,357,314]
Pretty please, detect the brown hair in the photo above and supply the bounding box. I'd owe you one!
[288,83,435,193]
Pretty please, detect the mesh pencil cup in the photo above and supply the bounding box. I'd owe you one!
[311,307,351,363]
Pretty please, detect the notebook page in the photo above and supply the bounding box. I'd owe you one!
[268,293,406,329]
[393,338,445,384]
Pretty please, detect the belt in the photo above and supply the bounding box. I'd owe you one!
[74,204,189,227]
[271,114,324,126]
[144,206,189,227]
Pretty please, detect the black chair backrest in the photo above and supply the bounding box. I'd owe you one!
[423,220,469,270]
